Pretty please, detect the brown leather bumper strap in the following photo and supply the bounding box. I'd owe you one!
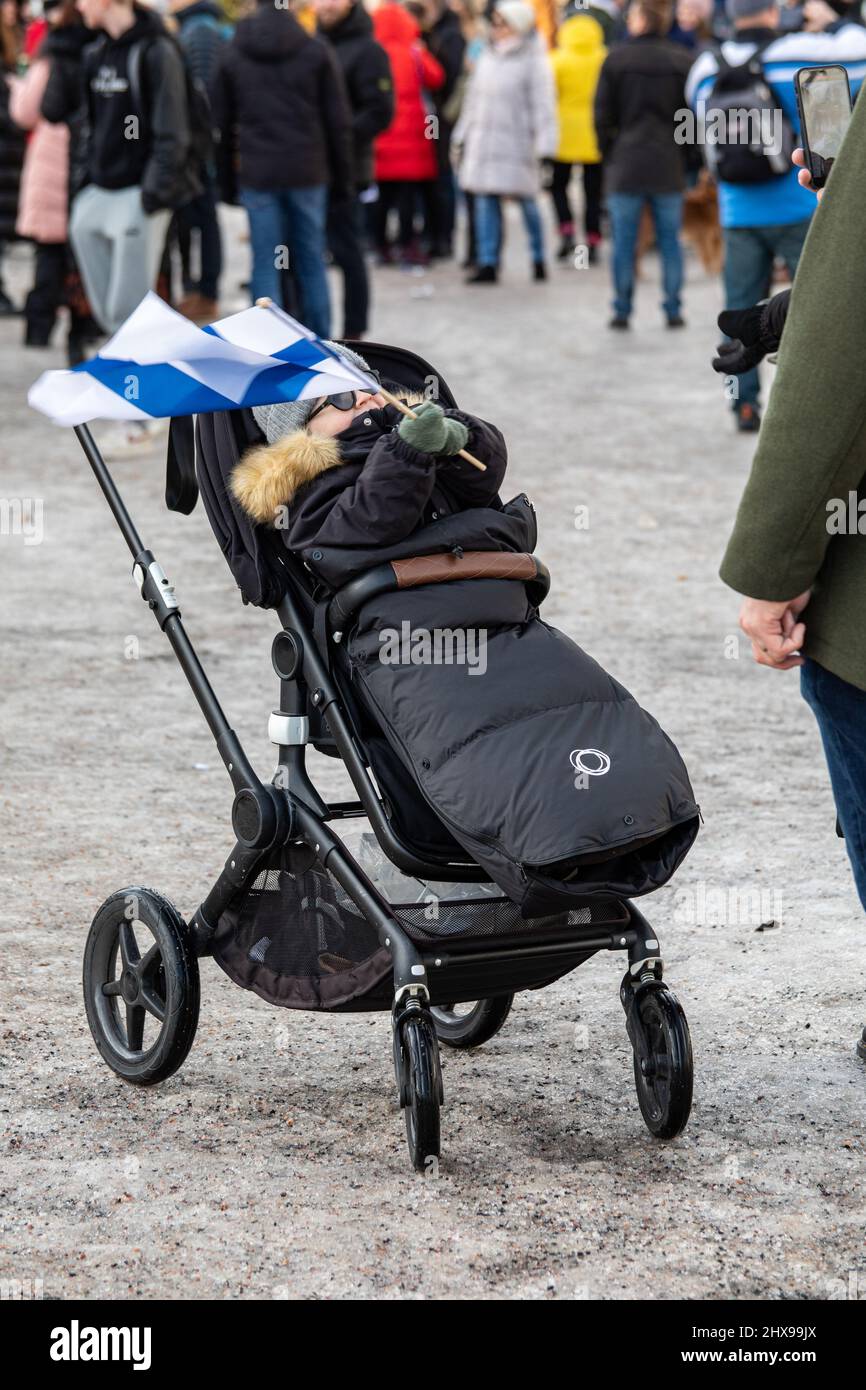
[390,551,537,589]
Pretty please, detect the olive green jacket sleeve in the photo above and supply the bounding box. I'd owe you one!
[719,87,866,602]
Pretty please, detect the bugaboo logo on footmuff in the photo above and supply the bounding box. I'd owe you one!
[569,748,611,776]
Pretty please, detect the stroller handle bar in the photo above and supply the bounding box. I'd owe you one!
[329,551,551,639]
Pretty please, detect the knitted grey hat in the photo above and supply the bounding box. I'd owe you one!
[252,341,373,445]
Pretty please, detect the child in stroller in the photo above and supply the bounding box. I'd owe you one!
[229,343,506,551]
[76,336,699,1172]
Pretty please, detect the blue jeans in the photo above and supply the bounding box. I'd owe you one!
[240,184,331,338]
[722,219,810,409]
[475,194,544,267]
[607,191,684,320]
[801,659,866,912]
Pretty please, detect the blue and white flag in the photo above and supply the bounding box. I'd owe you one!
[28,292,379,427]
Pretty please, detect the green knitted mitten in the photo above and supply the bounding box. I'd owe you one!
[397,401,469,456]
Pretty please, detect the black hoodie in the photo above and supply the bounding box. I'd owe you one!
[76,6,198,209]
[210,4,353,199]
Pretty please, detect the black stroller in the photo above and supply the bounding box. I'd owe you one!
[77,341,696,1172]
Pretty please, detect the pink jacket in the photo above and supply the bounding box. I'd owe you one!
[11,59,70,244]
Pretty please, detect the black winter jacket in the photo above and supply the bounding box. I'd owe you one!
[210,5,353,202]
[40,21,95,206]
[594,34,692,194]
[424,6,465,164]
[39,21,94,119]
[229,402,507,554]
[317,3,393,189]
[425,8,465,109]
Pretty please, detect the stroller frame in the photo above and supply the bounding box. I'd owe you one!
[75,417,694,1172]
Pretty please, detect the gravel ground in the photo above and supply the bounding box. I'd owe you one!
[1,208,864,1302]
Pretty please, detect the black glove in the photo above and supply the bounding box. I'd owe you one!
[711,289,791,375]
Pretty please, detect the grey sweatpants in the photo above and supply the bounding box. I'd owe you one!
[70,185,172,334]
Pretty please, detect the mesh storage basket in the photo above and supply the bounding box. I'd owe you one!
[211,840,629,1012]
[212,842,390,1011]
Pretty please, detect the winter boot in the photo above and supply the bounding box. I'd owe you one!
[466,264,497,284]
[556,223,576,261]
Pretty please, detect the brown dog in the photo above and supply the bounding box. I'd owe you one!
[633,171,723,276]
[682,171,724,275]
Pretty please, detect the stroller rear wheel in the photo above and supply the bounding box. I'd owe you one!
[397,1009,442,1172]
[628,984,693,1140]
[430,995,513,1048]
[83,888,200,1086]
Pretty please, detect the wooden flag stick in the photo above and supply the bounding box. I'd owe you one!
[255,297,486,472]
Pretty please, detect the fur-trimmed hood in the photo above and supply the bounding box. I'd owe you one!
[230,430,344,526]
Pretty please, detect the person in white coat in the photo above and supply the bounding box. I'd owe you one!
[453,0,558,283]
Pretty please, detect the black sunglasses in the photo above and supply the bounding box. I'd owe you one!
[308,371,382,421]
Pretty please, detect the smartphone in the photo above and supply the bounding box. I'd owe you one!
[794,65,853,190]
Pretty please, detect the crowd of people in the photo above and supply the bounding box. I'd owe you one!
[1,0,865,442]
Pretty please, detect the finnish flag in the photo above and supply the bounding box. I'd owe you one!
[28,292,379,427]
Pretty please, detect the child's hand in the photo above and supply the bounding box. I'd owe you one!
[397,401,469,457]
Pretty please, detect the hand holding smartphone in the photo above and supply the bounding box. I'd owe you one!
[794,64,853,191]
[792,148,823,200]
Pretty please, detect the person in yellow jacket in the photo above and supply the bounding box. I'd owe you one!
[548,12,605,261]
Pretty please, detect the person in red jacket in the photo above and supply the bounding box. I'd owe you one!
[371,0,443,266]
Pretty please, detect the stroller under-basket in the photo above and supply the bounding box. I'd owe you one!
[77,341,696,1172]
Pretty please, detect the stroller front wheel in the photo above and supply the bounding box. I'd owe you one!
[629,984,693,1140]
[430,995,513,1049]
[83,888,200,1086]
[398,1010,442,1173]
